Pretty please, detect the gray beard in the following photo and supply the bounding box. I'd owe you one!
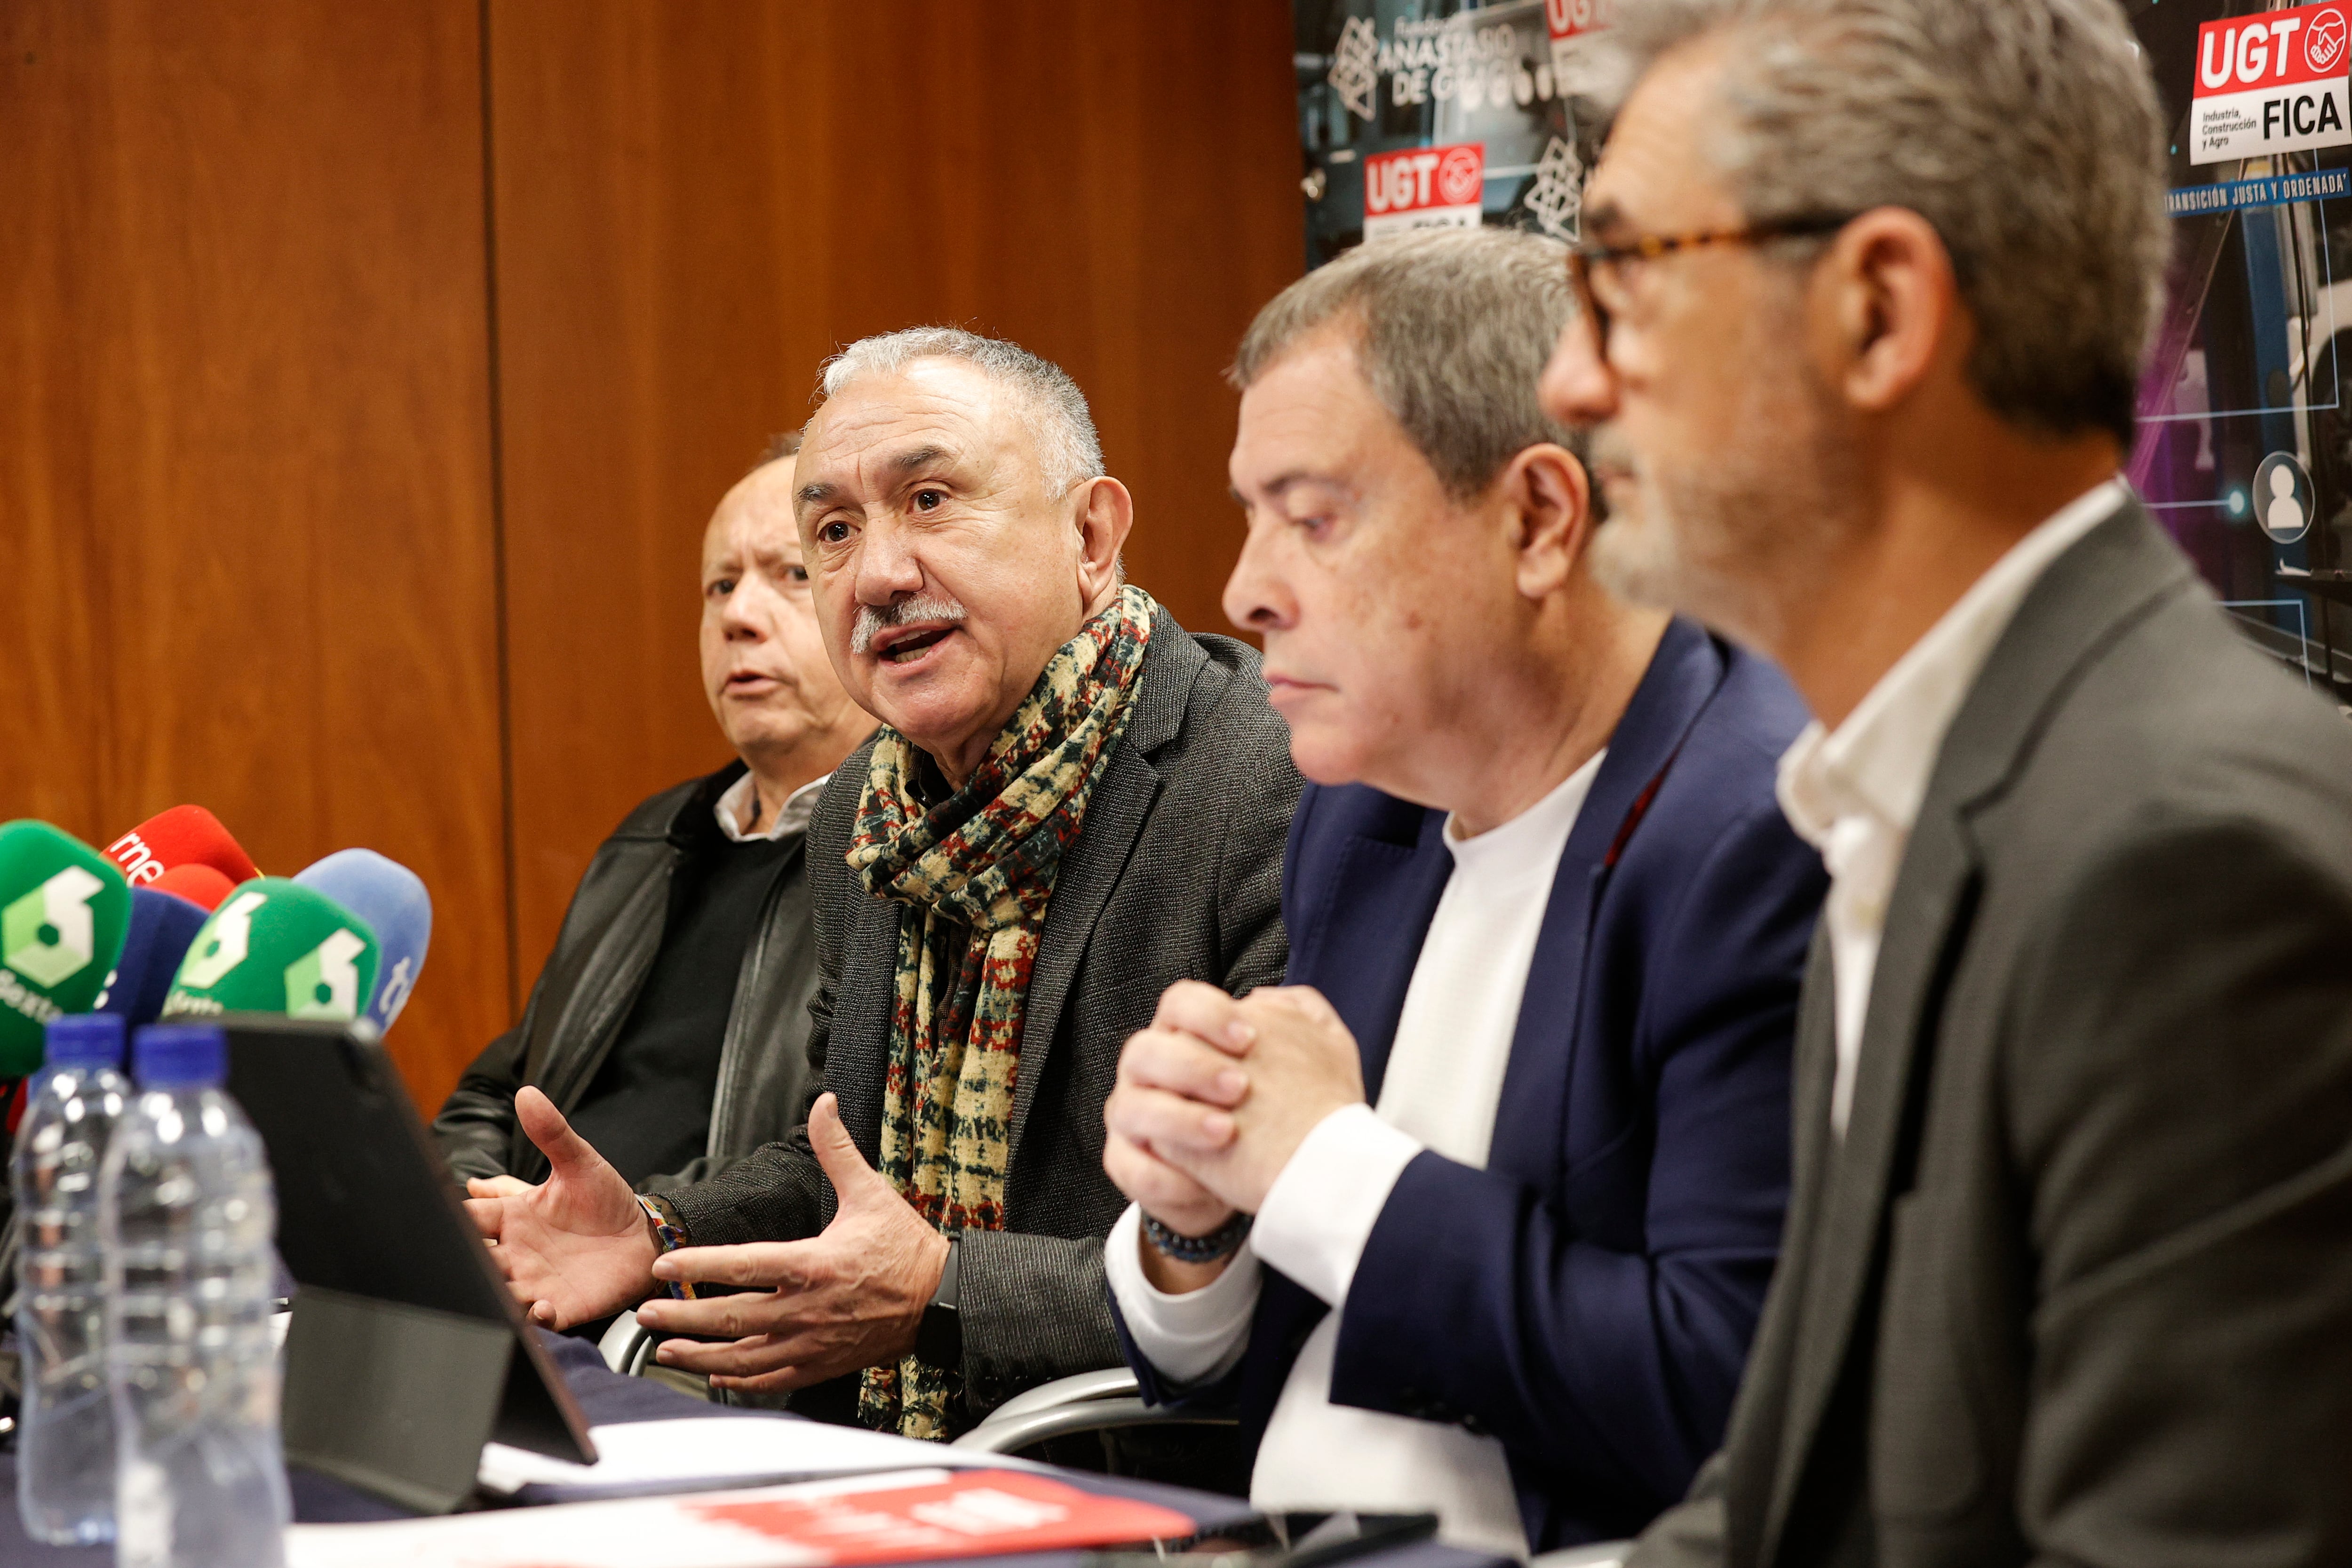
[1588,365,1865,656]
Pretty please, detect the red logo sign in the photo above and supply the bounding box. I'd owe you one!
[2197,2,2352,96]
[1365,142,1486,215]
[1546,0,1616,42]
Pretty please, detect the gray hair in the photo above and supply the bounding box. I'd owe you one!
[818,327,1106,495]
[1232,227,1582,499]
[1605,0,2169,448]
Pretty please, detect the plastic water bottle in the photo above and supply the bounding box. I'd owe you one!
[101,1023,288,1568]
[12,1014,133,1545]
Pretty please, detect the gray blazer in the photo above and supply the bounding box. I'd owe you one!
[1635,500,2352,1568]
[657,608,1301,1425]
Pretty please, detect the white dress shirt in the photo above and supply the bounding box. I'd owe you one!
[1776,478,2126,1138]
[714,770,829,843]
[1107,752,1605,1559]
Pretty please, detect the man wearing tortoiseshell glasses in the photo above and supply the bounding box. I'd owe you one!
[1542,3,2352,1567]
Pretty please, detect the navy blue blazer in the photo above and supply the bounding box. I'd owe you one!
[1118,618,1825,1551]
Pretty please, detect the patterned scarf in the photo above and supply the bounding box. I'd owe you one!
[847,584,1157,1438]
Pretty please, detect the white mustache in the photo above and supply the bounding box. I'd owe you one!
[851,593,969,655]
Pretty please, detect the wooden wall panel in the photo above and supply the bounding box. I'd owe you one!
[0,0,511,1112]
[1,0,1301,1115]
[488,0,1303,981]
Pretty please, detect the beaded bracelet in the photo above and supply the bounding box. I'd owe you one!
[637,1193,700,1301]
[1141,1209,1254,1264]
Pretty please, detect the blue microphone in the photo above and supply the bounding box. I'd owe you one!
[291,850,431,1032]
[94,886,215,1028]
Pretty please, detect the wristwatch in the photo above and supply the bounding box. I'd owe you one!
[914,1234,962,1369]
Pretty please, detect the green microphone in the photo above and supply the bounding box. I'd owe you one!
[162,877,381,1024]
[0,821,134,1075]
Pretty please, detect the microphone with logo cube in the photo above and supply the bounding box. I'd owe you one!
[0,821,135,1079]
[164,880,382,1026]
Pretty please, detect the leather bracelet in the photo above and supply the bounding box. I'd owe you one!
[1141,1209,1253,1264]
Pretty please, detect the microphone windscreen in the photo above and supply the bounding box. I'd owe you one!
[0,821,133,1075]
[150,863,237,912]
[163,877,381,1026]
[292,849,430,1032]
[95,886,212,1028]
[104,804,261,890]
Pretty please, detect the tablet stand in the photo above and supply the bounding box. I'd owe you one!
[222,1019,598,1515]
[282,1286,517,1513]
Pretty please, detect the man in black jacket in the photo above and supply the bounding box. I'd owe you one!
[434,433,875,1194]
[467,329,1300,1437]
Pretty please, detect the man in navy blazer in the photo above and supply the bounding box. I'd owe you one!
[1100,229,1824,1553]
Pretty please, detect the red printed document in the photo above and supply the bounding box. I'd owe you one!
[288,1467,1200,1568]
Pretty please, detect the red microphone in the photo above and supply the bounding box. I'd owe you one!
[103,805,261,890]
[151,862,238,912]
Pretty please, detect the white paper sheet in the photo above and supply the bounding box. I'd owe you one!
[475,1416,995,1497]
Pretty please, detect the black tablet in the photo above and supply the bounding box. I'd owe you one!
[222,1016,596,1512]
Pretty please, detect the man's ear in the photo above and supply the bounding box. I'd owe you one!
[1817,206,1962,415]
[1075,476,1136,605]
[1503,444,1592,600]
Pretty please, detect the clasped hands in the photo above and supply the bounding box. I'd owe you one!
[1102,979,1367,1286]
[463,1087,948,1393]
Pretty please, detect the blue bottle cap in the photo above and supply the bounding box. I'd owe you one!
[44,1013,127,1073]
[134,1024,227,1090]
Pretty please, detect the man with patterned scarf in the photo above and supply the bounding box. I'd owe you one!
[470,327,1301,1440]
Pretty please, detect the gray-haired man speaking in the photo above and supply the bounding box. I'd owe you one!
[1542,2,2352,1565]
[469,329,1301,1440]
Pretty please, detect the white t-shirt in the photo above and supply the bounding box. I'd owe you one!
[1107,752,1605,1557]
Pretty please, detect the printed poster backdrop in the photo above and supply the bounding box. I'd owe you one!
[2140,0,2352,710]
[1294,0,1615,268]
[1295,0,2352,712]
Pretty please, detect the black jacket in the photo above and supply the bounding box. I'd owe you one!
[1633,501,2352,1568]
[659,608,1302,1425]
[433,761,824,1192]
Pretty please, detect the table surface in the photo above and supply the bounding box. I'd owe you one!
[0,1333,1508,1568]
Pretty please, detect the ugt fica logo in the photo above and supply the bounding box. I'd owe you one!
[2192,3,2352,165]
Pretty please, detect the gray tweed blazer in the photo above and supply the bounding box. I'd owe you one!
[1632,499,2352,1567]
[657,607,1301,1425]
